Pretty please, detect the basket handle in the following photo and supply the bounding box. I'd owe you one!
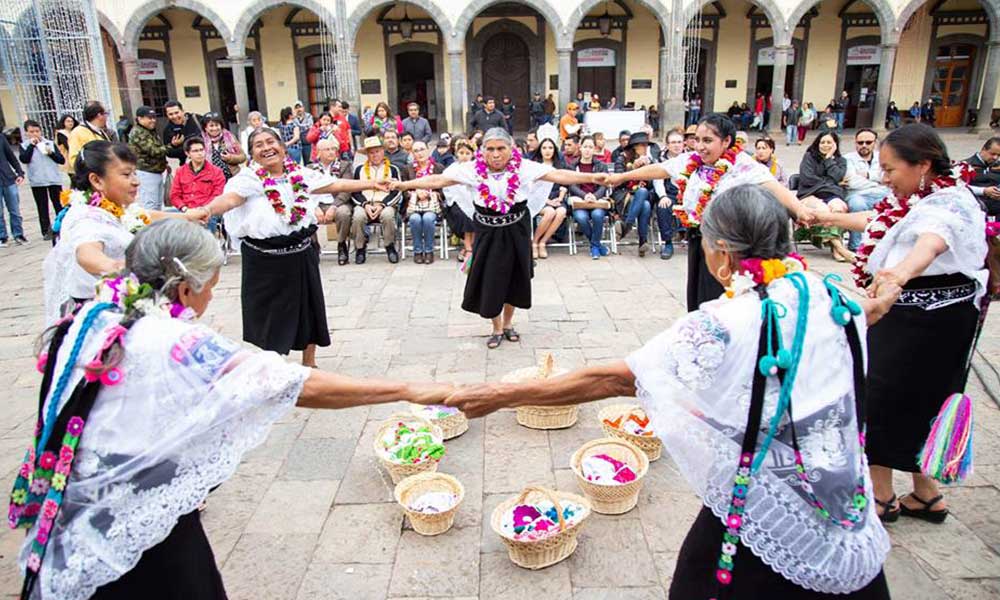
[515,486,566,530]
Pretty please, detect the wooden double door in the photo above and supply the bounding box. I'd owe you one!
[481,32,530,131]
[932,44,976,128]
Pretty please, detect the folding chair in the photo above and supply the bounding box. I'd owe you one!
[401,213,449,260]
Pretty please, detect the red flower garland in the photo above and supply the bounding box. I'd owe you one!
[672,143,744,228]
[256,158,310,226]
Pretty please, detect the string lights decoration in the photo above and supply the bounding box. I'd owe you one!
[683,6,703,104]
[0,0,112,136]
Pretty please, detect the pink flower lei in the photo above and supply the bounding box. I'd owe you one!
[474,147,522,214]
[256,158,311,226]
[416,158,436,179]
[852,164,973,289]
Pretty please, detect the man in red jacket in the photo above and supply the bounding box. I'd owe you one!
[169,138,226,231]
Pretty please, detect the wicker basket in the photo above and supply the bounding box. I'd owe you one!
[394,472,465,536]
[373,414,445,484]
[598,403,662,462]
[409,404,469,440]
[570,437,649,515]
[502,366,578,430]
[491,486,591,570]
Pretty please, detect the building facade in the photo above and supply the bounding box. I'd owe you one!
[2,0,998,134]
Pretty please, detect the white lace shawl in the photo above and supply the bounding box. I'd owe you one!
[866,184,988,307]
[20,308,309,599]
[624,273,890,594]
[42,206,133,325]
[661,150,776,221]
[441,159,554,218]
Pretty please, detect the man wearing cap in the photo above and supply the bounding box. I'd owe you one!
[683,124,698,152]
[293,101,315,167]
[128,106,169,210]
[559,103,582,140]
[402,102,432,144]
[351,136,403,264]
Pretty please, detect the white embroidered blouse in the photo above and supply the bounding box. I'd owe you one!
[222,164,337,240]
[441,159,554,218]
[658,151,776,221]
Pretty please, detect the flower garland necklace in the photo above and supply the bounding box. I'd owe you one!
[474,147,522,214]
[364,158,392,181]
[851,164,973,289]
[58,189,150,233]
[256,158,310,226]
[415,158,436,179]
[672,143,742,228]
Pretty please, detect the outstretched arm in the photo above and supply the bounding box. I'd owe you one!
[817,210,871,232]
[762,180,812,224]
[443,361,636,418]
[298,371,455,410]
[604,163,670,187]
[392,175,459,191]
[313,178,378,195]
[540,169,602,187]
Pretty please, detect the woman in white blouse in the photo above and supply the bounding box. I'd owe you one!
[817,123,988,524]
[190,128,379,366]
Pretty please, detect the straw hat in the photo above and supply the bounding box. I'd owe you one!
[356,136,384,154]
[684,124,698,137]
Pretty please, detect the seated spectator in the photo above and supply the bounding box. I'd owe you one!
[169,138,226,232]
[610,130,631,164]
[351,137,403,264]
[567,136,611,260]
[18,119,65,240]
[431,137,454,168]
[402,102,433,144]
[312,138,355,265]
[886,101,901,129]
[964,136,1000,216]
[589,93,602,112]
[652,128,685,259]
[593,132,612,164]
[201,113,245,180]
[614,131,656,257]
[909,101,921,123]
[500,95,516,133]
[405,140,444,264]
[797,131,852,262]
[343,101,362,144]
[639,125,662,160]
[443,136,476,264]
[400,131,415,161]
[753,137,788,186]
[683,125,698,152]
[530,137,568,258]
[383,130,412,172]
[525,128,540,156]
[562,134,581,168]
[843,128,891,250]
[368,102,402,138]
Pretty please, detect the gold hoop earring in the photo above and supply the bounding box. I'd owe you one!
[716,264,732,282]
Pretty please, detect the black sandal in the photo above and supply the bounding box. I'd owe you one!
[502,328,520,342]
[487,333,503,349]
[900,493,949,524]
[875,494,900,523]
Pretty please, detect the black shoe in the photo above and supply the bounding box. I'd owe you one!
[386,244,399,264]
[337,242,349,266]
[42,232,53,241]
[425,251,434,265]
[355,247,366,264]
[14,235,27,245]
[414,252,424,264]
[620,223,633,240]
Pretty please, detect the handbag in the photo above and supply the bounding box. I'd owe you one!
[570,198,611,210]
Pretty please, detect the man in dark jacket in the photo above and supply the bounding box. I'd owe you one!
[382,130,411,173]
[0,130,26,246]
[162,100,203,164]
[402,102,433,144]
[529,92,547,127]
[966,136,1000,215]
[470,97,504,132]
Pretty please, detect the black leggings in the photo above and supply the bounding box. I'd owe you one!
[31,185,61,235]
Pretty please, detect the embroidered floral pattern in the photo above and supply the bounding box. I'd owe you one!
[669,312,730,390]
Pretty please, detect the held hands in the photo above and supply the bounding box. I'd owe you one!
[985,186,1000,200]
[443,383,513,419]
[795,205,817,226]
[867,267,909,300]
[592,172,614,187]
[657,197,672,209]
[864,280,902,326]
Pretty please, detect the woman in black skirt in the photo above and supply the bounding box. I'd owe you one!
[817,124,988,523]
[392,127,602,348]
[445,186,900,598]
[192,128,377,366]
[15,221,454,599]
[604,113,811,311]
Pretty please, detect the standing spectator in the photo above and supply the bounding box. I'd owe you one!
[784,99,801,145]
[293,101,314,167]
[328,99,354,156]
[240,111,274,151]
[559,103,582,140]
[544,93,557,122]
[529,92,547,128]
[162,100,203,165]
[306,112,338,163]
[201,113,246,180]
[405,140,444,264]
[343,101,363,145]
[368,102,402,138]
[18,119,65,240]
[687,94,702,126]
[752,92,765,130]
[499,95,516,133]
[886,101,901,129]
[169,138,226,232]
[468,93,485,129]
[67,101,112,171]
[920,99,936,127]
[115,115,132,142]
[842,128,891,250]
[382,130,412,173]
[0,126,26,246]
[402,102,433,144]
[128,106,169,210]
[470,96,504,132]
[648,106,660,135]
[833,90,849,132]
[277,107,303,164]
[797,102,815,144]
[54,114,78,168]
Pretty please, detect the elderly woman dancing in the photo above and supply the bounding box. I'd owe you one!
[188,128,380,366]
[445,185,900,599]
[11,220,453,599]
[391,127,606,349]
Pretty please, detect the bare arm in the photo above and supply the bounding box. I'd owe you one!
[818,210,872,232]
[873,233,948,291]
[761,180,810,222]
[76,241,123,276]
[540,168,602,187]
[605,163,670,187]
[444,361,636,418]
[203,192,248,217]
[393,175,459,191]
[297,371,454,410]
[313,178,378,195]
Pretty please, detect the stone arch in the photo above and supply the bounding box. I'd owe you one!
[466,18,546,129]
[896,0,999,40]
[346,0,453,50]
[684,0,785,44]
[453,0,565,48]
[565,0,670,42]
[231,0,329,55]
[785,0,895,43]
[96,10,127,56]
[122,0,233,52]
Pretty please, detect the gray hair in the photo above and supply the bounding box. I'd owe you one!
[248,111,264,124]
[482,127,513,147]
[700,184,791,258]
[126,220,224,299]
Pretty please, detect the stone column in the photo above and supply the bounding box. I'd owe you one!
[872,43,898,135]
[557,48,572,114]
[973,41,1000,135]
[768,45,791,134]
[661,15,686,129]
[658,46,670,134]
[220,55,253,128]
[120,54,144,119]
[448,49,465,134]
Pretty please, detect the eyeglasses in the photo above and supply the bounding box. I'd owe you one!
[856,140,876,145]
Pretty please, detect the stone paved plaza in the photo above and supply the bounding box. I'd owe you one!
[0,133,998,598]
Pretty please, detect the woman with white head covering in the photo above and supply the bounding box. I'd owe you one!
[391,127,603,348]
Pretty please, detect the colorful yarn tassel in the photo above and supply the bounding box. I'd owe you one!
[919,393,974,484]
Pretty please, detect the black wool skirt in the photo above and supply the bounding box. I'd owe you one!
[92,511,227,599]
[687,229,725,312]
[670,507,890,600]
[866,274,979,472]
[240,225,331,355]
[462,206,533,319]
[445,202,475,236]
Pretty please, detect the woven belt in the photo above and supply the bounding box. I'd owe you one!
[474,210,525,227]
[241,237,312,256]
[896,281,977,310]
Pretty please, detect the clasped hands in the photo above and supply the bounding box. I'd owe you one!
[409,381,513,419]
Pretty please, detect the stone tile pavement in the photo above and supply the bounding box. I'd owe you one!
[0,132,997,598]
